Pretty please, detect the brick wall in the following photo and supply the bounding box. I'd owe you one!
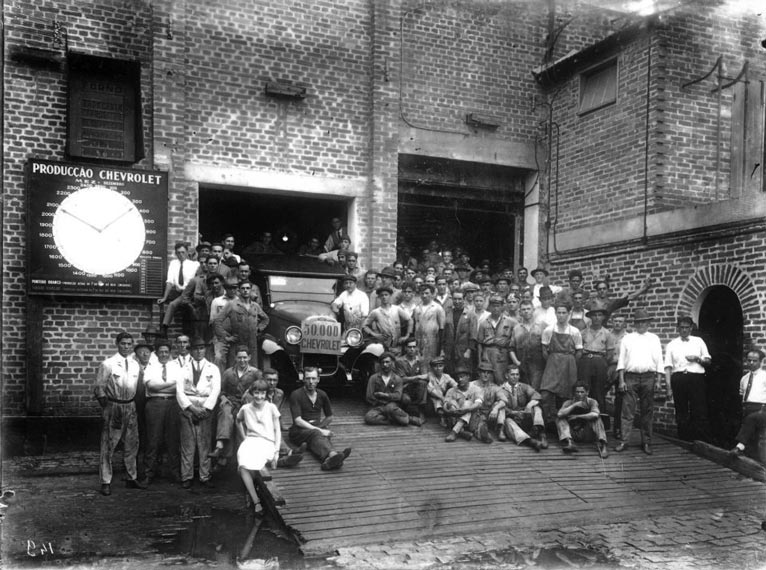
[400,0,544,144]
[541,3,766,232]
[3,0,155,417]
[546,229,766,435]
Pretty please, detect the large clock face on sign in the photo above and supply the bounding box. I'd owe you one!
[52,185,146,276]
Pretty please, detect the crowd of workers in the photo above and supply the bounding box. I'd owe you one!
[93,217,766,513]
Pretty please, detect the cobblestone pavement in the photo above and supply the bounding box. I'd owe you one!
[1,451,765,569]
[326,509,766,569]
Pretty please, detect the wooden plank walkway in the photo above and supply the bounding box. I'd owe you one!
[270,396,765,556]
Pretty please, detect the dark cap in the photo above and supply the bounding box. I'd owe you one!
[143,324,161,337]
[532,267,549,276]
[429,356,446,366]
[585,308,608,318]
[478,361,495,372]
[379,266,397,278]
[454,366,471,376]
[632,309,653,322]
[677,315,694,327]
[342,274,357,283]
[538,286,554,299]
[134,340,154,352]
[488,295,505,305]
[190,337,209,348]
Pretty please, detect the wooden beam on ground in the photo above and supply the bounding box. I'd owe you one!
[692,440,766,482]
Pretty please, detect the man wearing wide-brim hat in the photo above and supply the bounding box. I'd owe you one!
[615,309,664,455]
[368,266,402,308]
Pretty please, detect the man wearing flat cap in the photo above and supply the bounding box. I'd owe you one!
[663,316,712,442]
[176,337,221,488]
[363,285,412,355]
[331,274,369,332]
[477,295,516,385]
[368,266,402,308]
[615,309,664,455]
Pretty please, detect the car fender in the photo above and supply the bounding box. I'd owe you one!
[261,338,284,355]
[360,342,385,358]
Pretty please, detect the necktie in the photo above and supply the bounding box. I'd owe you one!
[744,371,755,403]
[178,260,185,286]
[162,363,167,382]
[193,362,202,387]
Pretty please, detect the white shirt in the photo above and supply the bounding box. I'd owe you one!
[740,369,766,404]
[331,288,370,327]
[617,331,664,374]
[166,258,200,292]
[209,295,230,324]
[176,358,221,411]
[664,335,710,374]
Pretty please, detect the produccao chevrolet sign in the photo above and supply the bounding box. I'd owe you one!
[301,317,342,355]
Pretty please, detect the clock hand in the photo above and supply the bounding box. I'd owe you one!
[58,208,103,233]
[98,206,137,233]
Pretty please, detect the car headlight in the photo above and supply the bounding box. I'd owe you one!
[345,328,363,347]
[285,326,303,345]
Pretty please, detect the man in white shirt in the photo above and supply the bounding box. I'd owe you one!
[615,309,664,455]
[157,242,200,335]
[664,316,712,442]
[94,332,145,496]
[331,275,369,331]
[730,350,766,458]
[176,337,221,489]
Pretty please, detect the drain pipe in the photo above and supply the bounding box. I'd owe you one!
[642,26,652,244]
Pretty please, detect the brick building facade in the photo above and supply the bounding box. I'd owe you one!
[2,1,764,445]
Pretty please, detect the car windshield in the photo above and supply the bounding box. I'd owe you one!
[268,275,337,304]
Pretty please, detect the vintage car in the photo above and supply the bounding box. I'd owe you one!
[248,255,366,390]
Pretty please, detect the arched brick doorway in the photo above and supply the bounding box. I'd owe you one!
[697,286,743,446]
[676,264,759,446]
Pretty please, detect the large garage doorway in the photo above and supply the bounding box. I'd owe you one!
[398,155,526,268]
[199,187,349,257]
[697,285,744,447]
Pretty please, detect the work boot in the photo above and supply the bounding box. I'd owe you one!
[497,428,507,441]
[597,441,609,459]
[478,423,493,444]
[526,438,542,452]
[125,478,148,489]
[538,430,549,449]
[561,439,579,453]
[445,431,458,442]
[458,430,473,441]
[409,415,424,426]
[100,484,111,496]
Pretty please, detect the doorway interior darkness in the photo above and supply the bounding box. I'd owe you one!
[199,187,348,256]
[398,154,526,269]
[697,285,744,446]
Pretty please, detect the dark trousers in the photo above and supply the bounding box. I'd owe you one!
[288,425,334,461]
[671,372,711,442]
[143,397,181,480]
[736,404,766,446]
[621,372,655,444]
[578,355,608,411]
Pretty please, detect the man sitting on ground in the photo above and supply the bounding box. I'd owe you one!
[287,367,351,471]
[364,352,410,426]
[442,366,483,442]
[556,383,609,458]
[496,364,545,451]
